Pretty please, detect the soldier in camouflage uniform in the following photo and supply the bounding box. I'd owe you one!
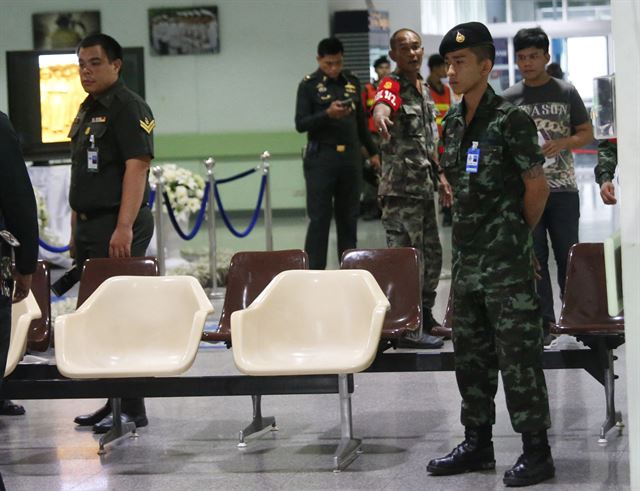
[372,29,451,349]
[426,23,555,487]
[595,139,618,205]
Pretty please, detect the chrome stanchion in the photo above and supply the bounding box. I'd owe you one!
[152,166,166,276]
[261,151,274,251]
[203,157,224,299]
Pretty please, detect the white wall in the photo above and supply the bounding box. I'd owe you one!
[0,0,329,134]
[612,2,640,489]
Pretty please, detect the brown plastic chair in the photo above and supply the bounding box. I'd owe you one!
[340,248,421,341]
[27,260,52,352]
[553,243,624,336]
[76,257,160,308]
[202,249,309,345]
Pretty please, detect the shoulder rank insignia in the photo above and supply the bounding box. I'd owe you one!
[91,116,107,123]
[456,31,465,43]
[140,117,156,134]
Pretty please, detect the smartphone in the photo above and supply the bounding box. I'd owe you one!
[338,98,353,108]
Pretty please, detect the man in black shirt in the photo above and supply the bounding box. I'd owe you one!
[295,38,380,269]
[68,34,154,434]
[0,111,39,417]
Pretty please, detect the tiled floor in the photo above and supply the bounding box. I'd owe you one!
[0,162,628,490]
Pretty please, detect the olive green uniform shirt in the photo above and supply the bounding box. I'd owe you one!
[69,80,154,214]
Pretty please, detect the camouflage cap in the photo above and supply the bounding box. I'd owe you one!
[439,21,495,61]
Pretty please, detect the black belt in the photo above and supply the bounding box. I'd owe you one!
[317,142,349,153]
[77,205,148,222]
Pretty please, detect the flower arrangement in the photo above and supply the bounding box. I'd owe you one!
[151,164,206,222]
[34,188,49,231]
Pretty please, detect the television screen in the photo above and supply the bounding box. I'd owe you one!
[6,47,145,161]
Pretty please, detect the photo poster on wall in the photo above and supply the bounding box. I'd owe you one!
[148,6,219,56]
[32,11,101,50]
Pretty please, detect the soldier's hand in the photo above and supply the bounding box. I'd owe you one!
[68,235,75,259]
[12,272,32,304]
[600,181,617,205]
[109,225,133,258]
[374,114,393,140]
[438,176,453,208]
[369,154,381,170]
[533,254,542,281]
[326,100,352,119]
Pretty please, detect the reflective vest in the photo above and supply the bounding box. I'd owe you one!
[362,82,377,134]
[428,83,452,138]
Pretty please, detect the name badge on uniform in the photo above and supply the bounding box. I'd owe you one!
[466,141,480,173]
[87,134,99,173]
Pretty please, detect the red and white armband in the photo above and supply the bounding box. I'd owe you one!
[374,77,402,112]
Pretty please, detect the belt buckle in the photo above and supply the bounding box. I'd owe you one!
[336,144,346,153]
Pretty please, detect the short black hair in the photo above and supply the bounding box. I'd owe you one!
[428,54,445,70]
[373,56,390,69]
[77,33,123,62]
[469,45,495,66]
[513,27,549,54]
[389,28,421,50]
[317,37,344,57]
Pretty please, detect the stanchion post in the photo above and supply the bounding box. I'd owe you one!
[261,151,274,251]
[152,166,166,275]
[203,157,223,299]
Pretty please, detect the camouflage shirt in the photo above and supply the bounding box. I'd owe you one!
[441,86,544,289]
[374,72,439,197]
[594,139,617,185]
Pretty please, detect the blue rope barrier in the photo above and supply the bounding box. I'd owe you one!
[214,174,266,238]
[39,239,70,253]
[216,167,257,184]
[148,189,156,210]
[163,182,210,240]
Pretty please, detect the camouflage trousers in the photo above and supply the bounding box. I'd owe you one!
[451,279,551,433]
[381,190,442,311]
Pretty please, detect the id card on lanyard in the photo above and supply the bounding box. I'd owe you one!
[87,134,99,173]
[466,141,480,173]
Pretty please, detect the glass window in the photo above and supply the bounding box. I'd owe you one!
[567,0,611,20]
[512,0,562,22]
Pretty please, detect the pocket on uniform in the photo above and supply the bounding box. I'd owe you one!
[470,144,504,191]
[400,105,423,137]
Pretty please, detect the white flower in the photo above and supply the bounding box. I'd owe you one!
[150,163,207,218]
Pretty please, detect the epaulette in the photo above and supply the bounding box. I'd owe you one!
[302,73,316,83]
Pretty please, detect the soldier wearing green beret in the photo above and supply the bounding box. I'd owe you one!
[425,22,554,487]
[595,139,618,205]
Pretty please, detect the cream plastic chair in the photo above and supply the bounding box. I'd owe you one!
[55,275,213,453]
[5,292,41,377]
[231,269,390,471]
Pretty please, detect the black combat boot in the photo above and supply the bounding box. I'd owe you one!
[427,426,495,475]
[503,430,555,487]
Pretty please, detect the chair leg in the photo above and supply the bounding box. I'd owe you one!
[598,349,624,445]
[98,397,137,455]
[333,374,362,472]
[237,395,277,448]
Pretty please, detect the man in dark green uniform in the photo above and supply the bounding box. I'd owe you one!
[295,38,380,269]
[0,111,39,421]
[68,34,154,434]
[426,23,554,487]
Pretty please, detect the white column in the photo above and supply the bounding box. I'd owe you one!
[612,1,640,488]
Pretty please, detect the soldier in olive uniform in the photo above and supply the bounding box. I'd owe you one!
[372,29,450,348]
[426,23,554,487]
[595,139,618,205]
[295,37,380,270]
[69,34,154,434]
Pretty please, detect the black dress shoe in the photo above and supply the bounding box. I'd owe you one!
[74,402,111,426]
[93,412,149,434]
[0,400,25,416]
[503,451,555,487]
[427,427,495,475]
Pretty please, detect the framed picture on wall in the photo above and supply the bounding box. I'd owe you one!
[148,6,219,55]
[32,11,101,50]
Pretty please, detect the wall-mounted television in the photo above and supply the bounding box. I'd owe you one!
[6,47,145,162]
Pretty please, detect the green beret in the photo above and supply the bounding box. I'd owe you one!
[439,21,495,61]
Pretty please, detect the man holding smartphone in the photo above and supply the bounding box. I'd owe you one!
[295,37,380,270]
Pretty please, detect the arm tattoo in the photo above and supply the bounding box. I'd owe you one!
[522,164,544,180]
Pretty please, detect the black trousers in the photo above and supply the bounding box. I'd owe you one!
[303,148,360,270]
[74,206,154,415]
[532,191,580,330]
